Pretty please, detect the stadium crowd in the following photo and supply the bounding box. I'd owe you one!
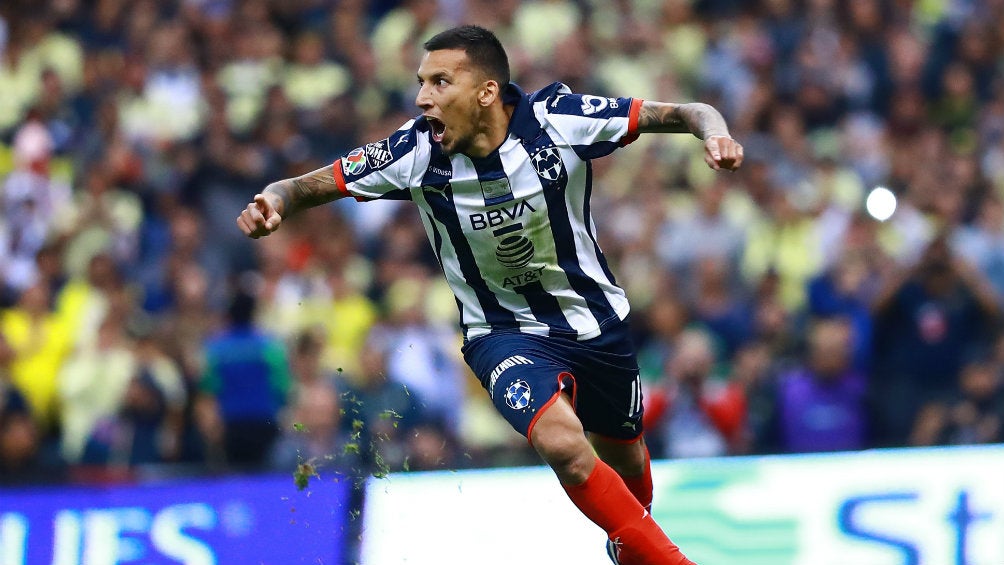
[2,0,1004,485]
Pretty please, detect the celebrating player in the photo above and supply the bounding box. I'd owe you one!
[237,25,742,565]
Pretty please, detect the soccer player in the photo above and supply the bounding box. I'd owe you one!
[237,25,742,565]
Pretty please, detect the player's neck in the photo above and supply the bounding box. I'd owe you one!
[464,103,515,159]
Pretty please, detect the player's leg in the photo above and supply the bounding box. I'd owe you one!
[531,395,694,565]
[462,332,694,565]
[590,434,653,511]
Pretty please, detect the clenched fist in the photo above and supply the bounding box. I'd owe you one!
[704,135,744,171]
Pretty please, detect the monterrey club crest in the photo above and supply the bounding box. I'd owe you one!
[505,380,532,410]
[530,146,564,182]
[342,148,367,176]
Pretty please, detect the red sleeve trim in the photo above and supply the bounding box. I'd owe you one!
[620,98,644,147]
[331,158,351,197]
[331,158,368,202]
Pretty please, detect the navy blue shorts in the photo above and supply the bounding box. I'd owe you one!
[461,320,644,442]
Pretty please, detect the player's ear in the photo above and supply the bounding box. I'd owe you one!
[479,80,499,107]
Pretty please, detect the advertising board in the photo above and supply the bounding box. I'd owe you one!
[0,474,351,565]
[361,446,1004,565]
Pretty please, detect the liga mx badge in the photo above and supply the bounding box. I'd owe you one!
[505,380,532,410]
[480,177,512,202]
[342,148,367,176]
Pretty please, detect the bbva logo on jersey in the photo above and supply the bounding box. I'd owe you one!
[530,146,564,182]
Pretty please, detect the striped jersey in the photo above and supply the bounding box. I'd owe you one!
[332,82,643,341]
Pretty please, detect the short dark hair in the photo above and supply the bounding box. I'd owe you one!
[423,25,510,86]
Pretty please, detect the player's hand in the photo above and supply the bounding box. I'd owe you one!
[237,193,283,239]
[704,135,744,171]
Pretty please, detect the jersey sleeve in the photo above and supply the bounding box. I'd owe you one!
[332,120,422,201]
[536,88,643,160]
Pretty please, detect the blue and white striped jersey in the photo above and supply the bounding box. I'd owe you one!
[332,82,643,341]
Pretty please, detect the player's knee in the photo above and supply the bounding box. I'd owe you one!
[609,445,647,476]
[593,435,648,476]
[533,428,594,484]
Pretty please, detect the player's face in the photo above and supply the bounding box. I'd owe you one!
[416,49,487,155]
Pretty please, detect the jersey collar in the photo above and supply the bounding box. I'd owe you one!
[503,82,543,142]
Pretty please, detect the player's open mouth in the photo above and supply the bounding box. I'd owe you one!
[427,117,446,143]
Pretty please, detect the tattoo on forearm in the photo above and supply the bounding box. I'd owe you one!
[265,181,294,215]
[265,165,339,216]
[638,102,687,133]
[638,102,730,139]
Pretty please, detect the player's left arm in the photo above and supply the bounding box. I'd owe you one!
[637,101,743,171]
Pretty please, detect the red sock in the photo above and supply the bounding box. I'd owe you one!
[620,445,653,511]
[562,458,695,565]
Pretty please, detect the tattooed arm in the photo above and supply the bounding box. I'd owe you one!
[636,101,744,171]
[237,163,344,239]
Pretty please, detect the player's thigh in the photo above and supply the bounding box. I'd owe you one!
[571,335,644,441]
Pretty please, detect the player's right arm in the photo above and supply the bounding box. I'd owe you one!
[237,163,344,239]
[239,122,422,239]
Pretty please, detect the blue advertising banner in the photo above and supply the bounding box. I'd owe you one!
[0,474,352,565]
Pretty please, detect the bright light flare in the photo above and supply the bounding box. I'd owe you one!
[866,186,897,222]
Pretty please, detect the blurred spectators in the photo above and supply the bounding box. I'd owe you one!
[1,120,71,297]
[340,334,436,474]
[269,328,363,475]
[911,356,1004,447]
[644,329,747,459]
[2,0,1004,483]
[0,331,47,483]
[196,288,291,468]
[774,318,868,453]
[58,315,136,464]
[1,280,71,429]
[871,235,1000,445]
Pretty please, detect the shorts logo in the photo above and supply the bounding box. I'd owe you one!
[488,355,534,394]
[342,148,367,176]
[495,236,534,269]
[530,146,563,181]
[365,140,392,169]
[505,380,532,410]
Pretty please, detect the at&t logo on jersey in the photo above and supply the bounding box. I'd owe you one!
[342,148,367,176]
[495,235,534,268]
[502,266,545,288]
[580,95,618,115]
